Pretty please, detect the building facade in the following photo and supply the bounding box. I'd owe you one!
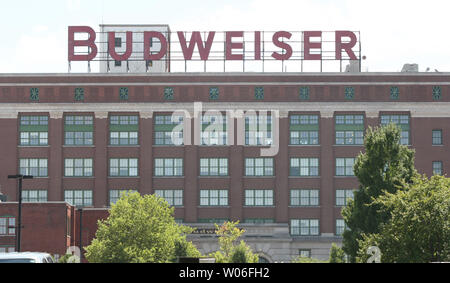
[0,72,449,261]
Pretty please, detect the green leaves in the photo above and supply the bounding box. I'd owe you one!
[356,175,450,263]
[84,192,199,263]
[342,124,418,262]
[209,221,259,263]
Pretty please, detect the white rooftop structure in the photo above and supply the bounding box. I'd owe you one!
[99,24,170,73]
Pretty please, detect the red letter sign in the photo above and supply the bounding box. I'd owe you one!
[272,31,292,60]
[144,31,168,60]
[225,31,244,60]
[304,31,322,60]
[254,31,261,60]
[178,31,215,60]
[335,31,357,60]
[68,26,97,61]
[108,31,133,61]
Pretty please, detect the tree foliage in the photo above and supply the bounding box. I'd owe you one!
[329,243,346,263]
[209,221,259,263]
[342,124,418,262]
[84,192,200,263]
[357,175,450,263]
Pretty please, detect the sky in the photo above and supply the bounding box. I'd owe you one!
[0,0,449,73]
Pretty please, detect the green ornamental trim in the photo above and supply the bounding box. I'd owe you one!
[390,86,399,100]
[209,87,219,100]
[74,87,84,101]
[254,87,264,100]
[119,87,129,100]
[164,87,174,100]
[432,86,442,100]
[344,87,354,100]
[299,87,310,100]
[30,88,39,101]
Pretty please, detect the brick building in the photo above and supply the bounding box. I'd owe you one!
[0,72,449,261]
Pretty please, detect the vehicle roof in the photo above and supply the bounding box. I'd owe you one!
[0,252,52,259]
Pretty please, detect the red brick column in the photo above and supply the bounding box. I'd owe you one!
[48,112,63,201]
[94,112,108,207]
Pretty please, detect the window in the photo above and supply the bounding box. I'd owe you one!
[154,115,184,146]
[0,217,15,235]
[109,115,139,146]
[64,190,93,207]
[335,115,364,145]
[245,115,272,146]
[290,115,319,145]
[19,158,48,177]
[336,219,347,236]
[290,219,319,236]
[154,190,183,207]
[244,218,275,224]
[197,218,228,224]
[336,189,356,206]
[154,158,183,177]
[290,158,319,176]
[109,158,138,177]
[433,161,443,176]
[200,158,228,176]
[64,158,93,177]
[199,190,228,206]
[109,190,137,206]
[22,190,47,202]
[245,158,274,176]
[380,114,410,145]
[201,114,227,145]
[244,190,274,206]
[0,246,15,253]
[432,130,442,145]
[290,189,319,206]
[299,249,311,258]
[336,158,355,176]
[19,116,48,146]
[64,115,93,146]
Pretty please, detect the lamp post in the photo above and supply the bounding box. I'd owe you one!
[8,174,33,252]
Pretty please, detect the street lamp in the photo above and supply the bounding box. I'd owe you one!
[8,174,33,252]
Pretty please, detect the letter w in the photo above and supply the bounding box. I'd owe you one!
[177,31,215,60]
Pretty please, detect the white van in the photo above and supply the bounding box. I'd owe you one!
[0,252,55,263]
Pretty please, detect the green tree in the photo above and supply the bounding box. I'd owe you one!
[209,221,258,263]
[342,124,417,262]
[84,192,200,263]
[329,243,346,263]
[357,175,450,263]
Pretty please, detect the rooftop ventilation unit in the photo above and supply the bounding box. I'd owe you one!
[401,63,419,72]
[345,60,360,73]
